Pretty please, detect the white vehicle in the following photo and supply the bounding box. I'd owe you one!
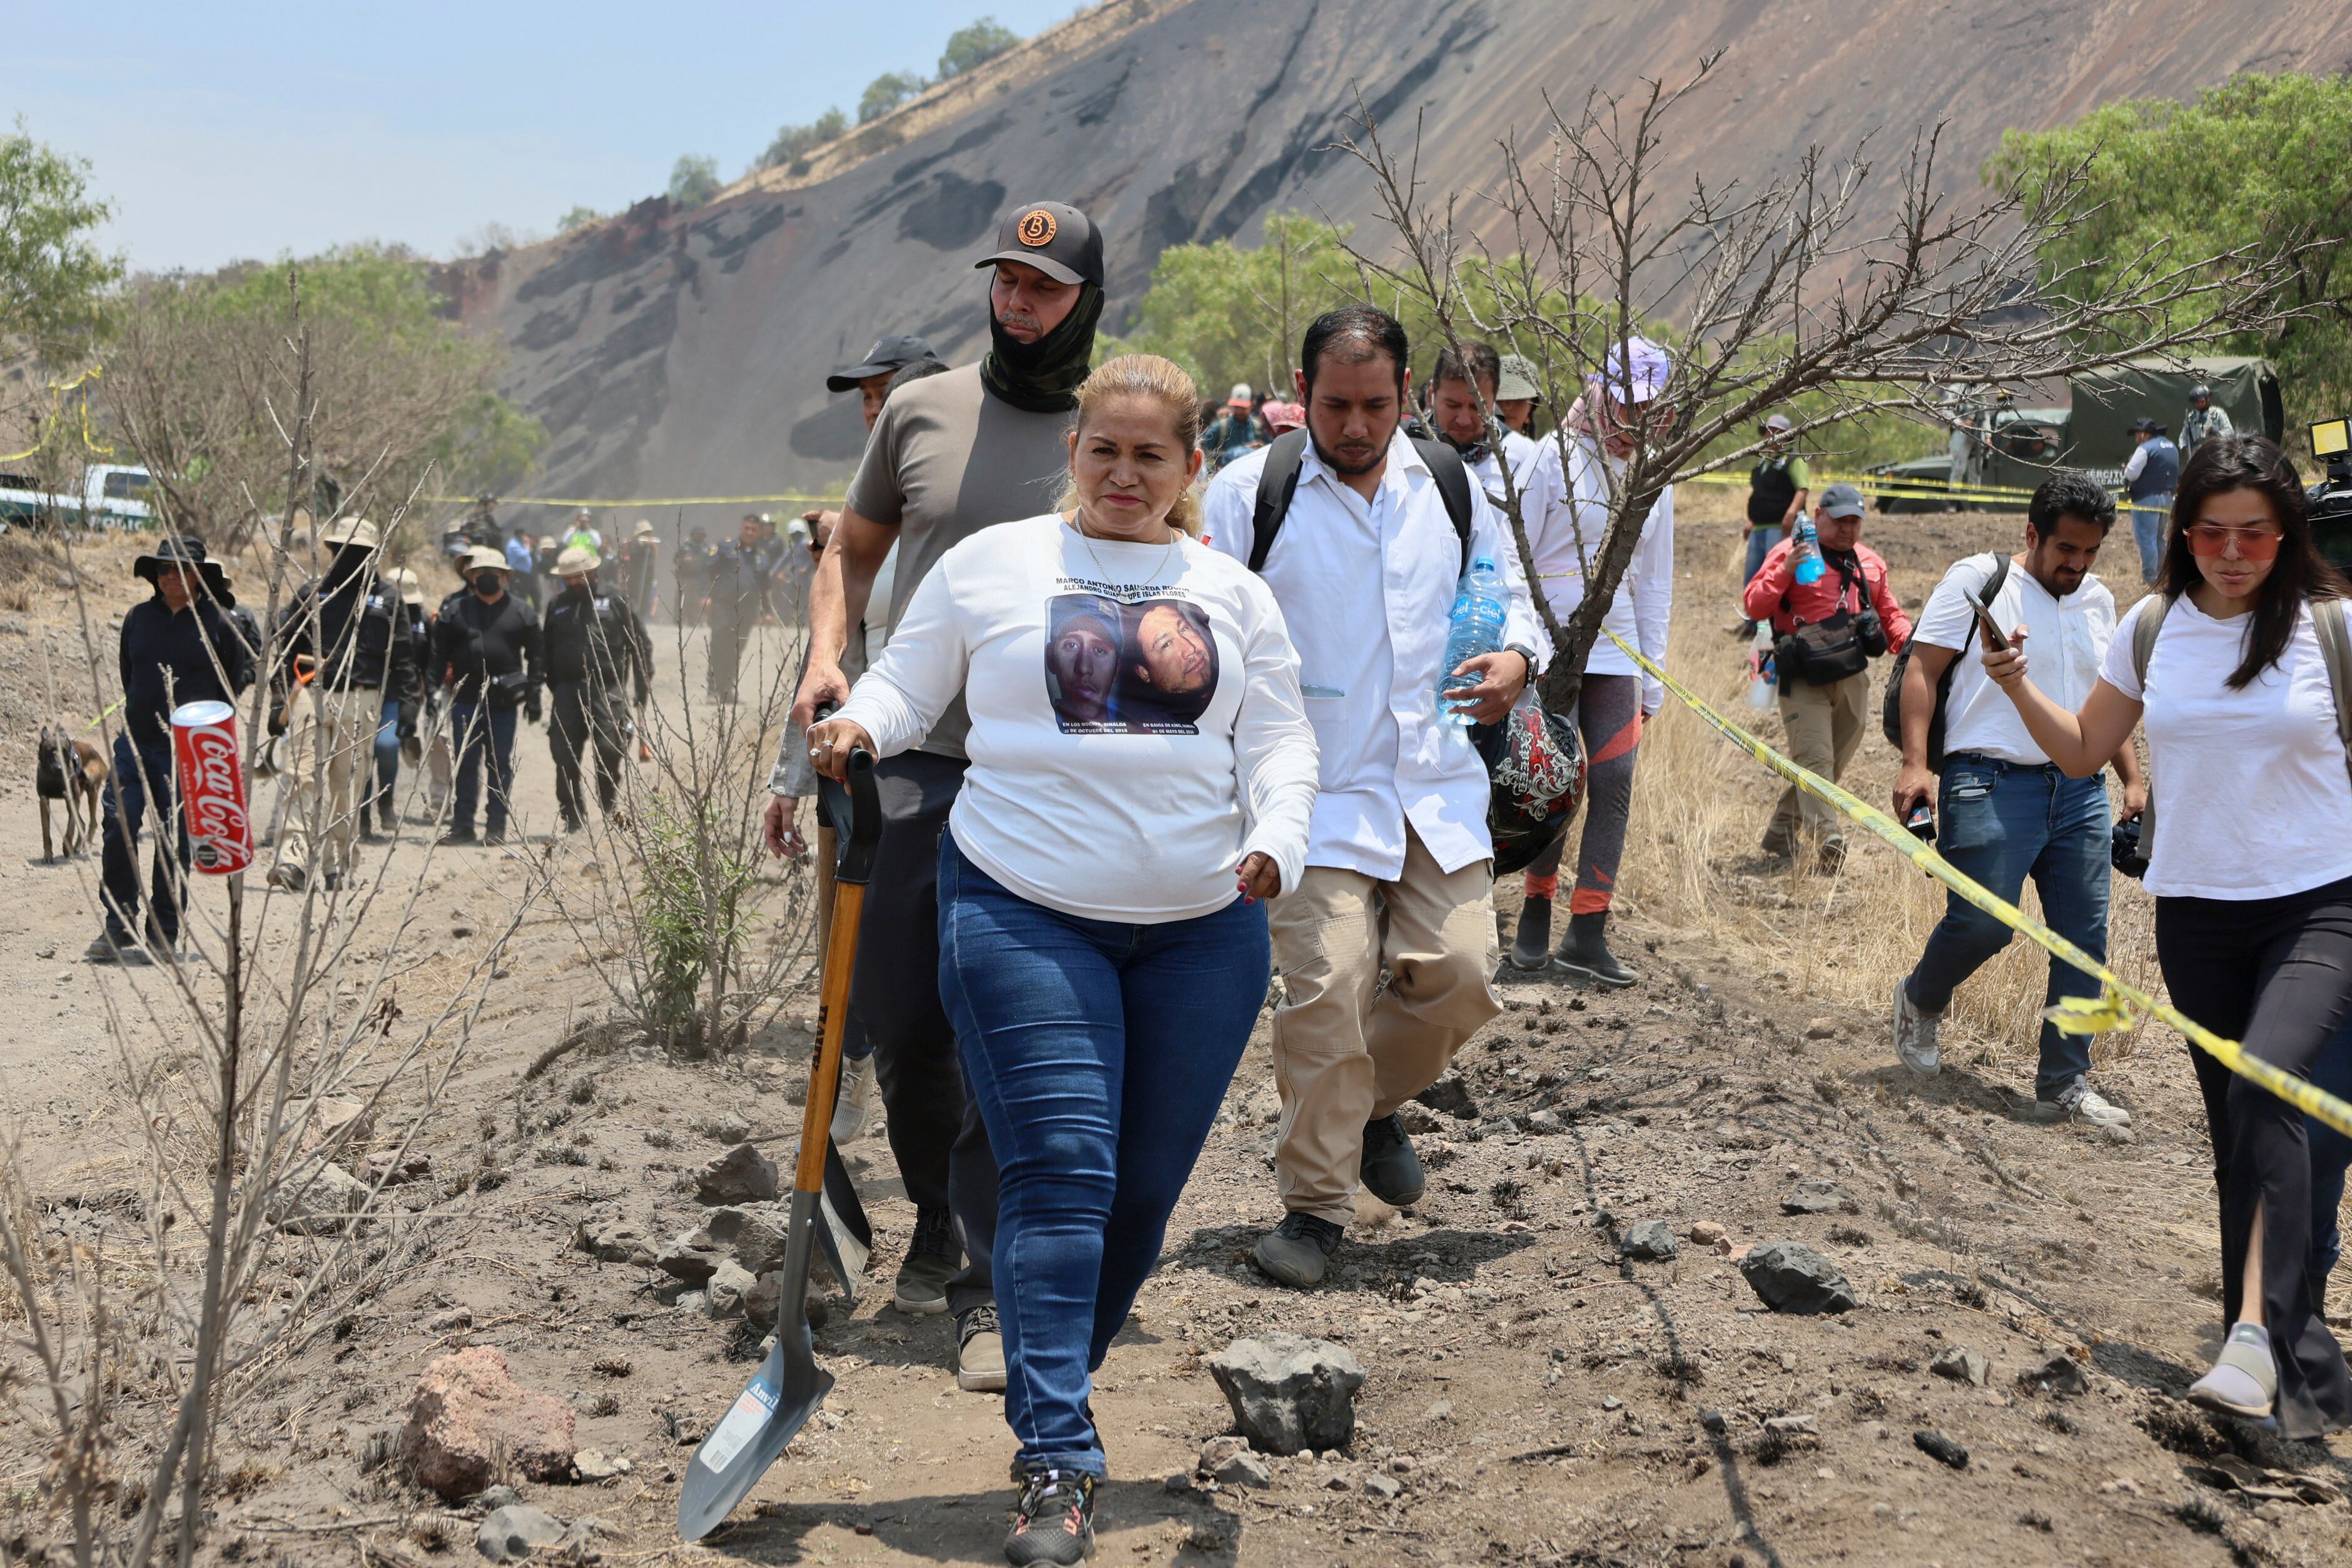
[0,462,158,530]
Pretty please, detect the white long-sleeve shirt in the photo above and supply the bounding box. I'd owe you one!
[834,514,1319,922]
[1532,439,1675,712]
[1201,429,1548,879]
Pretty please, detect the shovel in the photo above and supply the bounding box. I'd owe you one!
[679,746,879,1542]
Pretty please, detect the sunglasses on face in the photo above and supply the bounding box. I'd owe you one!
[2186,524,2283,560]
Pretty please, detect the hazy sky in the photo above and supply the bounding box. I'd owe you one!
[13,1,1077,274]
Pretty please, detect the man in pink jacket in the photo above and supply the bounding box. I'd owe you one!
[1742,482,1912,870]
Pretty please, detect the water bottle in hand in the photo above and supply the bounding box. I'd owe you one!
[1791,513,1824,586]
[1439,556,1508,726]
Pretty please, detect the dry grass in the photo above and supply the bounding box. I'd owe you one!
[1604,483,2162,1070]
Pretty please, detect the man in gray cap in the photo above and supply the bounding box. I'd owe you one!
[788,200,1107,1393]
[2182,382,2234,455]
[1741,482,1912,871]
[1493,353,1542,437]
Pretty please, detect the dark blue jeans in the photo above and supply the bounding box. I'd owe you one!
[1903,755,2111,1100]
[99,734,190,945]
[1744,524,1783,585]
[937,833,1267,1478]
[449,702,518,837]
[373,695,402,814]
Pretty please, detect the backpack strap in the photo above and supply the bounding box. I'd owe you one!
[1247,428,1474,575]
[2313,599,2352,793]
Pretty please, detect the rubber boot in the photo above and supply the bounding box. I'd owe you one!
[1556,911,1636,988]
[1508,894,1554,971]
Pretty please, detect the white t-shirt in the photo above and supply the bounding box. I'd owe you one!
[1916,553,2116,766]
[835,514,1320,922]
[2100,595,2352,899]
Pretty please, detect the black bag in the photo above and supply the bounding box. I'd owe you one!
[1877,555,2009,769]
[1774,555,1870,686]
[1248,428,1474,572]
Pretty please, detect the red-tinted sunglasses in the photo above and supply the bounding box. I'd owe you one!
[2186,524,2283,560]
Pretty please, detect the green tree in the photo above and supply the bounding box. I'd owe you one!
[859,71,927,124]
[938,16,1020,79]
[0,121,121,368]
[667,154,721,208]
[759,107,849,171]
[557,204,607,233]
[1988,72,2352,443]
[1124,215,1361,397]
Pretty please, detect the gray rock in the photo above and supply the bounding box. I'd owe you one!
[696,1143,781,1206]
[572,1202,658,1268]
[1621,1219,1680,1261]
[1914,1429,1970,1469]
[1737,1241,1860,1315]
[1698,1409,1728,1435]
[471,1485,521,1514]
[706,1260,757,1318]
[1471,1116,1518,1142]
[269,1162,370,1233]
[1763,1414,1818,1436]
[1414,1072,1477,1120]
[2018,1347,2088,1397]
[1930,1346,1990,1388]
[572,1449,630,1481]
[1198,1435,1271,1489]
[1206,1335,1366,1456]
[475,1504,564,1562]
[1396,1101,1444,1135]
[705,1115,752,1143]
[1522,1108,1566,1136]
[743,1269,783,1328]
[1364,1473,1401,1500]
[655,1203,793,1283]
[1780,1180,1858,1215]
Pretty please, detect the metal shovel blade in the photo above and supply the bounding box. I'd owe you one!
[677,1188,833,1541]
[817,1141,871,1298]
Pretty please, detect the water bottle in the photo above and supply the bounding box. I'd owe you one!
[1746,623,1775,711]
[1438,556,1508,724]
[1791,513,1824,586]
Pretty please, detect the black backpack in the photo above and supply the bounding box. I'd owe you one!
[1878,554,2010,771]
[1247,428,1474,573]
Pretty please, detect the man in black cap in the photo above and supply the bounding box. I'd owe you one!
[672,525,712,625]
[89,536,255,964]
[789,200,1105,1394]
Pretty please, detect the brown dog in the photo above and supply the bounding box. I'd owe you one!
[36,726,105,861]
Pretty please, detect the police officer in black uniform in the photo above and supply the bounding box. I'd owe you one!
[703,513,773,703]
[268,517,415,891]
[541,545,652,831]
[430,547,542,846]
[673,525,713,626]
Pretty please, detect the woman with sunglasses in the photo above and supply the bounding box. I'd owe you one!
[1982,433,2352,1437]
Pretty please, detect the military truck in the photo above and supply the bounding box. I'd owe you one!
[1867,357,2283,512]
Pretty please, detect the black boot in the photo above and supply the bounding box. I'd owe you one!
[1509,894,1554,971]
[1557,911,1637,988]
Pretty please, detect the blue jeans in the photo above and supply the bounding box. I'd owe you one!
[1902,756,2111,1099]
[937,834,1267,1477]
[374,695,402,813]
[99,734,188,945]
[450,702,518,837]
[1744,524,1783,585]
[2310,1020,2352,1285]
[2131,494,2172,583]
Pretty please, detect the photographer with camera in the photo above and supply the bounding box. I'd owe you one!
[1888,472,2144,1122]
[1743,483,1911,871]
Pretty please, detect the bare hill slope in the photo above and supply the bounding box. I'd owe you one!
[448,0,2349,517]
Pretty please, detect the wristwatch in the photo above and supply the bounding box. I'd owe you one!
[1505,644,1539,682]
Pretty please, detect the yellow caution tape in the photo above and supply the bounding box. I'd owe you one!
[423,493,836,510]
[1604,628,2352,1139]
[1,366,114,465]
[2044,988,2137,1036]
[1681,469,2054,508]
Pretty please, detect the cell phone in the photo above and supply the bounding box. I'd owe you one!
[1962,585,2010,652]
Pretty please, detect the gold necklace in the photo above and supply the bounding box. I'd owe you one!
[1070,513,1180,589]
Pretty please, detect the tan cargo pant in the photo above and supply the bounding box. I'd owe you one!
[1268,825,1503,1226]
[1764,669,1870,854]
[276,685,379,883]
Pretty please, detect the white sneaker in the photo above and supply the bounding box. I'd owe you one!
[831,1053,878,1145]
[2039,1075,2131,1128]
[1892,981,1941,1077]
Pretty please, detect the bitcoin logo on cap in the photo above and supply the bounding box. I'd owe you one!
[1016,208,1058,247]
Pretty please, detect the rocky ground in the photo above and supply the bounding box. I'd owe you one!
[2,508,2349,1567]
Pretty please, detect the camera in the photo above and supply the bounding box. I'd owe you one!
[2309,418,2352,571]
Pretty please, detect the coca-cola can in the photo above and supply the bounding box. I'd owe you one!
[171,700,253,876]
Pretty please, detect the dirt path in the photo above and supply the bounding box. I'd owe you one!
[3,520,2349,1567]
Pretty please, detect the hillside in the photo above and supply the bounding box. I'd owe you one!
[447,0,2351,522]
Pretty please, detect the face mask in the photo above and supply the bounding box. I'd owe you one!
[979,281,1105,414]
[473,573,504,596]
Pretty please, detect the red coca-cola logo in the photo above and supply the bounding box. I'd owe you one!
[183,729,242,797]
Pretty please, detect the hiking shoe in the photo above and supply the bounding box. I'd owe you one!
[265,863,307,893]
[895,1206,956,1316]
[2032,1075,2131,1129]
[831,1052,878,1145]
[1359,1113,1427,1208]
[1508,896,1554,971]
[957,1304,1007,1393]
[436,829,478,847]
[2189,1322,2278,1421]
[1251,1211,1345,1289]
[1003,1467,1095,1566]
[84,934,150,967]
[1892,980,1942,1078]
[1815,839,1848,875]
[1556,912,1636,988]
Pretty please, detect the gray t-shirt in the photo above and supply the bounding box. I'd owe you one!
[844,362,1073,757]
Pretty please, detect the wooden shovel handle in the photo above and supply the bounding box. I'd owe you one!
[797,749,879,1196]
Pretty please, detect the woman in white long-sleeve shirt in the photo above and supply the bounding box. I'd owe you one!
[808,354,1317,1565]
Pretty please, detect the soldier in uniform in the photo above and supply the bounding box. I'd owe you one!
[703,514,773,703]
[540,546,652,831]
[2182,382,2236,455]
[672,526,714,626]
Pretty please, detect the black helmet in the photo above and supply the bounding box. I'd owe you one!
[1473,704,1586,875]
[2191,383,2211,402]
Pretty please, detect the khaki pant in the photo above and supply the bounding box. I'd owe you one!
[278,684,379,882]
[1765,670,1870,853]
[1268,825,1503,1225]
